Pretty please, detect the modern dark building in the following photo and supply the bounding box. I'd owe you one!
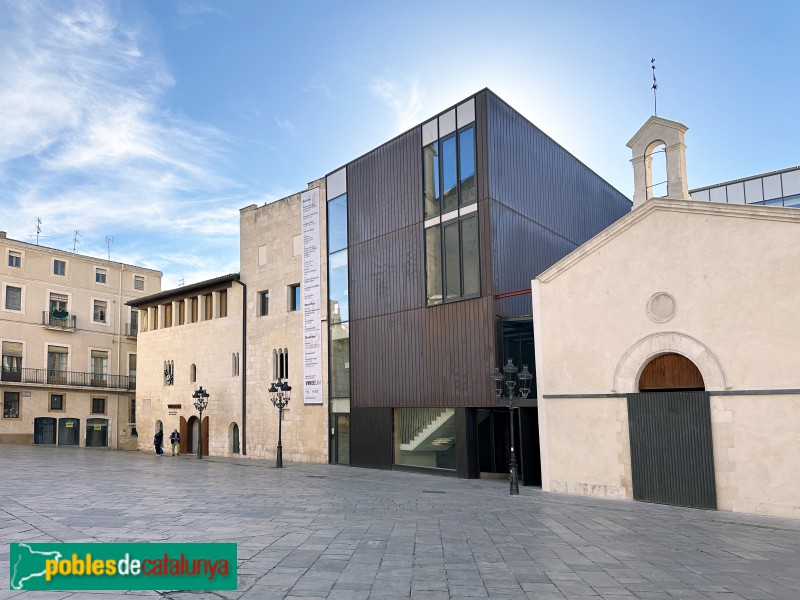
[325,89,631,483]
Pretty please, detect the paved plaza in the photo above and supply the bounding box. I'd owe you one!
[1,446,798,600]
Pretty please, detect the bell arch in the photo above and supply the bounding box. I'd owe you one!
[613,331,728,393]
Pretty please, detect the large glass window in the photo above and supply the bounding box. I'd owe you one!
[459,127,476,205]
[461,216,480,296]
[393,407,457,471]
[329,323,350,399]
[289,284,301,312]
[327,194,348,253]
[441,135,458,213]
[423,142,440,219]
[426,214,479,305]
[328,250,349,324]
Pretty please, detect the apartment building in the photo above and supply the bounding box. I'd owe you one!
[0,231,161,449]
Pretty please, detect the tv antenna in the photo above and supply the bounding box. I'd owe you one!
[106,236,114,260]
[72,230,81,253]
[178,278,185,287]
[651,58,658,116]
[27,218,51,245]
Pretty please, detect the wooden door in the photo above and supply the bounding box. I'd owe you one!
[201,416,209,456]
[179,416,187,454]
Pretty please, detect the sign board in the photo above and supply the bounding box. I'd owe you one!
[93,425,102,431]
[65,422,74,428]
[167,404,182,409]
[301,187,323,404]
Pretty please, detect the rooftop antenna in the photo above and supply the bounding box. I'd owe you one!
[26,218,50,245]
[178,278,185,287]
[651,58,658,116]
[72,230,81,253]
[106,236,113,260]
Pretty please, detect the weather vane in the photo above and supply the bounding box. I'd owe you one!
[651,58,658,116]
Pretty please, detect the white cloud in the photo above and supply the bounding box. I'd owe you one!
[368,76,424,132]
[0,0,248,249]
[275,117,297,137]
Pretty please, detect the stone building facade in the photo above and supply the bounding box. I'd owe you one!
[131,179,329,464]
[532,117,800,518]
[129,274,244,457]
[0,231,161,449]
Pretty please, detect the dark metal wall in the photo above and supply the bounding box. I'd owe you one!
[347,91,498,409]
[349,407,393,470]
[627,391,717,509]
[350,297,497,408]
[485,91,631,296]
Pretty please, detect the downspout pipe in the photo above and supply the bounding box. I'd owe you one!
[233,279,247,455]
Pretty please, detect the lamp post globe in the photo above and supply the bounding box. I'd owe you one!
[191,386,209,459]
[269,378,291,468]
[489,360,532,495]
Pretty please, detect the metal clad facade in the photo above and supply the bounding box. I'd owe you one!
[627,391,717,510]
[349,407,393,469]
[485,91,631,295]
[348,91,498,410]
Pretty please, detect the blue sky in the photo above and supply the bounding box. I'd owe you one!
[1,1,797,289]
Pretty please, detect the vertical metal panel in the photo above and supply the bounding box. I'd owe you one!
[485,91,631,297]
[348,128,422,247]
[627,391,717,509]
[350,407,392,469]
[456,408,480,479]
[350,297,497,408]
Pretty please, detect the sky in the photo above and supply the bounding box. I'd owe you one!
[1,0,798,289]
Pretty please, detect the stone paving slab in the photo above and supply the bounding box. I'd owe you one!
[1,446,799,599]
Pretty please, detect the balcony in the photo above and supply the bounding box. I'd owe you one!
[42,310,76,332]
[124,323,138,338]
[2,368,134,391]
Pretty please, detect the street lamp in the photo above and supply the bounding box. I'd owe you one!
[268,378,292,468]
[489,359,533,495]
[192,386,209,460]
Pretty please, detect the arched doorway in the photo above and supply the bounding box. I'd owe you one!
[628,353,716,509]
[185,416,209,456]
[639,353,704,391]
[154,420,163,453]
[230,423,240,454]
[186,416,200,455]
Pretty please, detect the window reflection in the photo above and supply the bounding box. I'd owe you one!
[459,127,475,205]
[329,250,349,323]
[329,323,350,399]
[327,194,348,253]
[441,135,458,213]
[423,142,440,219]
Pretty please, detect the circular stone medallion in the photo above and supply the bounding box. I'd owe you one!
[647,292,676,323]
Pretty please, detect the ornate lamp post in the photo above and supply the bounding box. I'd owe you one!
[489,359,533,495]
[268,378,292,468]
[192,386,209,459]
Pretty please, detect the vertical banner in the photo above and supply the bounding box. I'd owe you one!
[301,187,323,404]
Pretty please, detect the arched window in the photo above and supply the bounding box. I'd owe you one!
[273,349,278,380]
[190,363,196,383]
[284,347,289,378]
[278,350,285,380]
[231,352,239,376]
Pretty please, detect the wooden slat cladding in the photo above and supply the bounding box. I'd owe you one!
[485,91,631,296]
[350,297,497,408]
[349,407,393,469]
[349,224,424,320]
[639,353,705,391]
[347,128,422,246]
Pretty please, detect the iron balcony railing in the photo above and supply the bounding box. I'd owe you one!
[124,323,138,337]
[2,368,134,391]
[42,311,76,331]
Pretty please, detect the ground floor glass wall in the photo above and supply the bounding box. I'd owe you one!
[393,407,457,470]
